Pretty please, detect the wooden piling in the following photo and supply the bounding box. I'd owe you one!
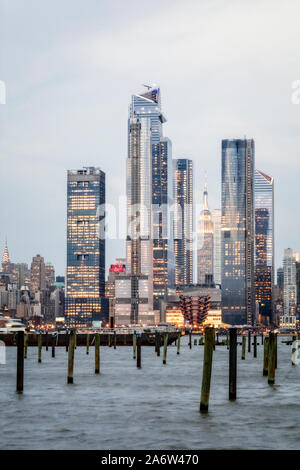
[261,333,264,345]
[275,333,277,369]
[133,332,137,360]
[226,330,229,350]
[292,335,297,365]
[95,333,100,374]
[248,330,251,353]
[229,328,237,400]
[65,331,69,352]
[194,338,197,346]
[189,331,192,349]
[177,332,181,355]
[137,335,141,369]
[51,335,55,358]
[263,336,269,376]
[108,333,111,347]
[241,335,246,360]
[86,333,90,355]
[200,327,214,412]
[253,335,257,358]
[67,330,76,384]
[45,331,49,351]
[38,333,42,363]
[114,331,117,350]
[268,332,276,385]
[24,332,28,359]
[16,331,24,393]
[163,333,168,365]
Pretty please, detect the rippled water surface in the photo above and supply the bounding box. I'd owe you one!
[1,336,300,450]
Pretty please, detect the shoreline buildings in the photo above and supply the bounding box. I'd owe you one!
[221,139,255,326]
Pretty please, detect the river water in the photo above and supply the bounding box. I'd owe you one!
[0,336,299,450]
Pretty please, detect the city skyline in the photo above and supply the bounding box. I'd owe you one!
[1,1,300,276]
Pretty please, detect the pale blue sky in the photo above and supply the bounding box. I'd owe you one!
[0,0,299,276]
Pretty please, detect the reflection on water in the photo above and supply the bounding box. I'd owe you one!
[0,336,300,450]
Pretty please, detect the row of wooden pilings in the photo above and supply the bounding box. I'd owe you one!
[15,328,279,414]
[199,328,278,412]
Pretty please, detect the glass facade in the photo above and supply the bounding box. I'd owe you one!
[173,159,193,286]
[65,167,108,327]
[221,139,255,326]
[254,169,274,324]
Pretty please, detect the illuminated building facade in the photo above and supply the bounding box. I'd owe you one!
[30,254,46,295]
[221,139,255,326]
[65,167,107,327]
[173,159,193,286]
[126,86,174,314]
[45,262,55,288]
[282,248,298,326]
[105,259,126,326]
[213,209,221,285]
[254,169,274,325]
[197,183,214,284]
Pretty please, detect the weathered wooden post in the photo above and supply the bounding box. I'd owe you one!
[51,334,55,358]
[67,330,76,384]
[261,333,264,345]
[163,333,168,365]
[86,333,90,355]
[229,328,237,400]
[292,335,297,365]
[248,330,251,353]
[200,327,214,412]
[114,330,117,350]
[226,330,229,350]
[177,332,181,355]
[241,335,246,360]
[199,336,204,346]
[263,336,269,376]
[253,335,257,358]
[108,333,111,347]
[133,331,137,360]
[95,333,100,374]
[268,332,276,385]
[16,331,24,393]
[24,332,28,359]
[189,331,192,349]
[38,333,42,363]
[157,334,161,356]
[194,338,197,346]
[45,331,49,351]
[275,333,277,369]
[137,334,141,369]
[65,330,69,352]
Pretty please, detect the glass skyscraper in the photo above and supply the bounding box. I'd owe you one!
[173,159,193,286]
[221,139,255,326]
[213,209,221,285]
[65,167,107,327]
[254,169,274,324]
[125,85,174,314]
[197,183,214,285]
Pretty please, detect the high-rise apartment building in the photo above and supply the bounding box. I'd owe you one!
[30,254,46,295]
[213,209,221,285]
[65,167,107,327]
[197,183,214,285]
[45,263,55,288]
[221,139,255,326]
[277,267,284,291]
[254,169,274,325]
[173,159,193,286]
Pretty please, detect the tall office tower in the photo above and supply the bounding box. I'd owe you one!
[296,261,300,316]
[282,248,298,324]
[13,263,30,289]
[197,183,214,285]
[221,139,255,326]
[125,85,174,315]
[277,267,284,290]
[254,169,274,325]
[30,254,46,295]
[65,167,107,327]
[173,159,193,286]
[45,263,55,288]
[213,209,221,285]
[1,242,12,274]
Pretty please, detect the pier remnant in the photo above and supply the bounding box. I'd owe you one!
[268,332,276,385]
[263,336,269,376]
[229,328,237,400]
[200,327,214,412]
[163,333,168,365]
[16,331,24,393]
[177,332,181,355]
[67,330,76,384]
[137,334,141,369]
[241,335,246,360]
[95,333,100,374]
[38,333,42,363]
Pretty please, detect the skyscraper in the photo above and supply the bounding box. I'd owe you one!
[282,248,298,325]
[213,209,221,285]
[45,262,55,288]
[254,169,274,324]
[65,167,107,327]
[173,159,193,286]
[124,85,174,317]
[30,254,46,295]
[221,139,255,326]
[277,267,284,290]
[197,183,214,285]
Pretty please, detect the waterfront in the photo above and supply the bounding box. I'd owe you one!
[1,336,300,450]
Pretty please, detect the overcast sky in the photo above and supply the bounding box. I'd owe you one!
[0,0,299,277]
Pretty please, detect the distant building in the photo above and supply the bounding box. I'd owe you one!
[173,159,193,286]
[282,248,298,327]
[106,259,126,326]
[45,263,55,288]
[221,139,255,326]
[213,209,221,285]
[30,255,46,295]
[65,167,108,327]
[277,267,284,291]
[197,183,214,285]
